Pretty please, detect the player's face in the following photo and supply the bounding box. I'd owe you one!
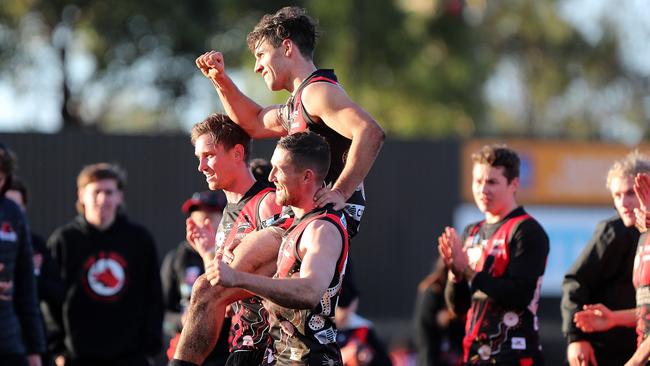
[195,134,237,191]
[472,163,518,217]
[269,147,301,206]
[253,39,289,91]
[610,175,639,227]
[79,179,123,229]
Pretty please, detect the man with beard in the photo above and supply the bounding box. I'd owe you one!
[207,131,349,366]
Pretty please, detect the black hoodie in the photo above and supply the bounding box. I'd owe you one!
[0,196,46,355]
[46,214,162,361]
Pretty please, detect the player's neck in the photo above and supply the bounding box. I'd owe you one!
[289,61,317,93]
[291,191,319,219]
[484,202,518,224]
[223,169,256,204]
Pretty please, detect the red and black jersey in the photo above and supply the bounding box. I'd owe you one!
[278,69,365,238]
[215,180,288,354]
[445,207,549,365]
[264,205,349,366]
[633,232,650,347]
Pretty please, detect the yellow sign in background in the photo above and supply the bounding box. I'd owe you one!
[462,139,650,205]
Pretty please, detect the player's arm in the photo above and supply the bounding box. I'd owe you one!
[196,51,286,139]
[302,83,385,201]
[573,304,636,332]
[213,220,343,309]
[626,335,650,366]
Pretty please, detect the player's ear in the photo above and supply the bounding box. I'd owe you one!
[303,169,314,184]
[233,144,244,161]
[282,39,292,56]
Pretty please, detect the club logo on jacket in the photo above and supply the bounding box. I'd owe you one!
[0,222,17,242]
[83,251,127,300]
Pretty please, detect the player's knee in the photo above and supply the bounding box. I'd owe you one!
[190,275,214,304]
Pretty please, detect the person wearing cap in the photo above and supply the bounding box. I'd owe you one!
[170,114,288,366]
[161,191,230,366]
[46,163,163,366]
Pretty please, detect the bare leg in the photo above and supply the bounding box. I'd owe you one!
[173,227,282,364]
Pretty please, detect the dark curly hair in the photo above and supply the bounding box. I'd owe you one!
[247,6,318,59]
[471,144,520,183]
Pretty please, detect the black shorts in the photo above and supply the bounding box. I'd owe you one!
[225,348,266,366]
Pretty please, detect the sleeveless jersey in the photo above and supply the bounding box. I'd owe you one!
[279,69,365,238]
[215,180,285,353]
[264,206,349,366]
[461,213,544,364]
[633,232,650,346]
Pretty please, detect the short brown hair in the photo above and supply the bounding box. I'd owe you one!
[0,144,17,195]
[76,163,126,213]
[190,114,252,162]
[276,131,330,182]
[246,6,318,59]
[471,144,520,183]
[606,150,650,190]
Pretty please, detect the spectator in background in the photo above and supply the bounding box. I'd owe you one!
[0,144,46,366]
[573,172,650,366]
[335,270,392,366]
[561,151,648,366]
[46,163,163,366]
[160,190,230,365]
[413,258,463,366]
[7,177,64,366]
[250,158,273,186]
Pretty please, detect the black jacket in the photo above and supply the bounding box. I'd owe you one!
[0,196,46,355]
[46,215,163,361]
[561,216,638,365]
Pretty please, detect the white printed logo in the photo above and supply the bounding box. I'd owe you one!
[511,337,526,350]
[87,258,125,296]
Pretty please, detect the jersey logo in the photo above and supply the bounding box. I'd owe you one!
[0,222,17,242]
[511,337,526,350]
[83,251,127,300]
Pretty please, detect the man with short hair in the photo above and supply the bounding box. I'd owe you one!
[438,144,549,365]
[7,177,64,366]
[195,6,384,238]
[47,163,163,366]
[207,131,349,365]
[0,144,45,366]
[170,114,287,366]
[573,171,650,366]
[561,151,649,366]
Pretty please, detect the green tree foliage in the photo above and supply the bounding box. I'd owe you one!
[0,0,647,140]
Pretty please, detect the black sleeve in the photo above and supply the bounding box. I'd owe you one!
[160,249,181,313]
[141,229,164,357]
[560,219,626,343]
[14,216,46,354]
[44,229,67,355]
[470,219,549,308]
[31,234,65,306]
